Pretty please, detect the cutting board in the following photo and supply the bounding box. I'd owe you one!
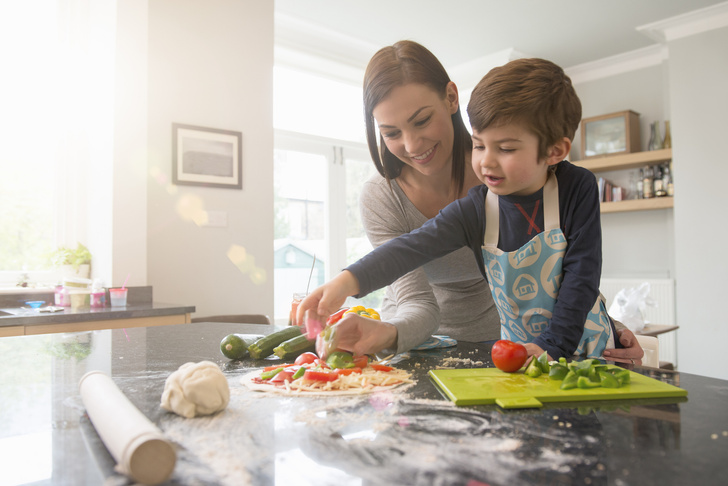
[429,367,687,408]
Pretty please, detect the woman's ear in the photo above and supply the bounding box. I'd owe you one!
[445,81,459,114]
[546,137,572,166]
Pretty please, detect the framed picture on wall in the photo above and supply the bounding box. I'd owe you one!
[580,110,640,159]
[172,123,243,189]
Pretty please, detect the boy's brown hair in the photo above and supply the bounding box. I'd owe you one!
[467,58,582,159]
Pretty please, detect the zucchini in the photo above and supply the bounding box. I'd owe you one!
[273,333,315,360]
[248,326,303,359]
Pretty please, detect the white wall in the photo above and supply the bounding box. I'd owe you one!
[574,64,675,280]
[669,26,728,380]
[145,0,274,317]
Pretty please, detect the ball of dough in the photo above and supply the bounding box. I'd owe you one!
[161,361,229,418]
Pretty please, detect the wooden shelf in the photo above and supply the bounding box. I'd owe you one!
[574,148,672,173]
[600,196,673,213]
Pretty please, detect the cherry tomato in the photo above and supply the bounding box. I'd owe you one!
[491,340,528,372]
[303,370,338,382]
[294,352,318,366]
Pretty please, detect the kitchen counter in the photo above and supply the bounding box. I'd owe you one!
[0,286,195,336]
[1,322,726,486]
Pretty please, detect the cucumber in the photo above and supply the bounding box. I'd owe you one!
[248,326,304,359]
[273,334,315,360]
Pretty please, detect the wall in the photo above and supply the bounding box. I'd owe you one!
[669,26,728,380]
[574,64,674,280]
[146,0,274,317]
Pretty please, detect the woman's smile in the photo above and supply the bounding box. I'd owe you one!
[410,144,438,164]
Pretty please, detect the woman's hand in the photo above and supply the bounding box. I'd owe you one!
[602,328,645,365]
[327,313,398,357]
[523,343,551,361]
[294,271,360,326]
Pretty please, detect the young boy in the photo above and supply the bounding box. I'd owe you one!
[298,58,618,360]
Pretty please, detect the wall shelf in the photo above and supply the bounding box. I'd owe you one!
[574,148,674,213]
[575,148,672,173]
[600,196,673,214]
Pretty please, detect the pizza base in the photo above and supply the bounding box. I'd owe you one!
[240,369,413,397]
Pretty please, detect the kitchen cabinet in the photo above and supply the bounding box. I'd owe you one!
[574,148,673,213]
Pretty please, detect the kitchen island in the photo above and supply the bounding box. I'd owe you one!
[1,322,726,486]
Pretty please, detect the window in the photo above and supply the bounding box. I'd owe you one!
[0,1,115,288]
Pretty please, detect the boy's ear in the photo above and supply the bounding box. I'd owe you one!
[546,137,572,166]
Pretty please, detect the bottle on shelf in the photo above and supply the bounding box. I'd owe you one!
[648,121,663,151]
[636,168,644,199]
[664,163,674,197]
[642,166,654,198]
[663,121,672,149]
[654,165,666,197]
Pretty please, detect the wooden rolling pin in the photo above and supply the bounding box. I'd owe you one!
[79,371,176,485]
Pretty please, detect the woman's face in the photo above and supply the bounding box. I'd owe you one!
[372,82,459,177]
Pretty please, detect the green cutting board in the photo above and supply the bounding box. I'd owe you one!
[429,367,687,408]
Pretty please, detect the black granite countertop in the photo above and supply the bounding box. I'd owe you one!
[0,286,195,329]
[1,322,726,486]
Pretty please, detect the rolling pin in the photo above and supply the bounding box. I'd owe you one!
[79,371,176,485]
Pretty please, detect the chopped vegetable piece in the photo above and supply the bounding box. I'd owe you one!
[261,367,284,380]
[370,364,393,372]
[326,351,355,369]
[548,363,569,380]
[271,370,295,383]
[294,352,318,366]
[352,355,369,369]
[334,367,362,376]
[598,371,620,388]
[536,352,550,373]
[303,370,338,382]
[611,369,631,385]
[577,376,601,389]
[326,308,349,325]
[560,371,578,390]
[292,366,306,380]
[525,357,543,378]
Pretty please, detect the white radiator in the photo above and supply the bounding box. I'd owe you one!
[600,278,677,367]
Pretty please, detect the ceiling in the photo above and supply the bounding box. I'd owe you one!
[275,0,725,85]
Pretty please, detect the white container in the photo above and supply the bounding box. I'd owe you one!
[109,288,128,307]
[63,277,92,289]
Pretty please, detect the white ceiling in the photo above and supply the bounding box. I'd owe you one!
[275,0,726,85]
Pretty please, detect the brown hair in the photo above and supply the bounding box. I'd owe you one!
[467,58,582,158]
[363,40,471,194]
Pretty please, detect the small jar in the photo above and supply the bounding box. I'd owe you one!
[90,289,106,308]
[55,285,71,307]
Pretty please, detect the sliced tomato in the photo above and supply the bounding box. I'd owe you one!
[335,367,362,376]
[262,364,286,372]
[294,352,318,366]
[303,370,338,382]
[370,364,393,372]
[271,370,295,383]
[352,355,369,369]
[326,308,349,325]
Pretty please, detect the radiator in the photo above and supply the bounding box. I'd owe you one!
[600,278,677,366]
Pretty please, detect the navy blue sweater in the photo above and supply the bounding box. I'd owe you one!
[347,161,604,358]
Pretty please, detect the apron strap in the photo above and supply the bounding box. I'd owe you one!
[543,169,560,231]
[483,169,560,247]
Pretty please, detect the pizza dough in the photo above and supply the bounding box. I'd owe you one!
[240,369,414,397]
[161,361,230,418]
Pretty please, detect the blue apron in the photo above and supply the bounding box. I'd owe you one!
[481,171,615,358]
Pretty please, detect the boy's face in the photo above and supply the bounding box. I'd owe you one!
[372,82,459,178]
[471,123,553,197]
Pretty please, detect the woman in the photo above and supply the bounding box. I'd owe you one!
[305,40,643,364]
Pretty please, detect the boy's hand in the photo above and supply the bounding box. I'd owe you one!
[294,270,360,327]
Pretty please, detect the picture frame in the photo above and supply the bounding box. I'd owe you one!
[172,123,242,189]
[580,110,640,160]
